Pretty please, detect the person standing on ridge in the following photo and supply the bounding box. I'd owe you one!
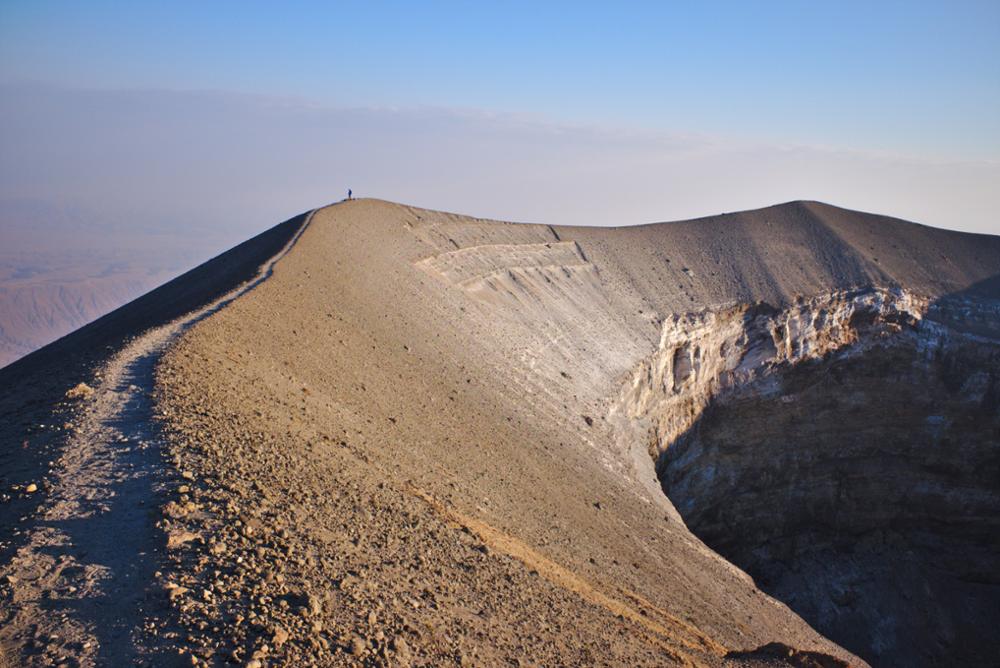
[348,189,353,200]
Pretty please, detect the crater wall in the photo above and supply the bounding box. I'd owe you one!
[612,286,1000,666]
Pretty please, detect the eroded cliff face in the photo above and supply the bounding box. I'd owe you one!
[612,286,1000,667]
[612,287,929,465]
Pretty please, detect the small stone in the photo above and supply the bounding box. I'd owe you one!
[164,583,189,601]
[350,636,366,656]
[65,383,95,399]
[272,625,289,647]
[181,471,195,481]
[167,530,200,550]
[25,483,38,494]
[391,636,410,657]
[367,611,377,626]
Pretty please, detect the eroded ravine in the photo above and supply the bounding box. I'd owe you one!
[611,286,1000,667]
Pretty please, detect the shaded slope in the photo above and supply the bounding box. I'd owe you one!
[0,210,315,667]
[0,212,308,382]
[0,211,307,583]
[658,299,999,666]
[616,284,1000,666]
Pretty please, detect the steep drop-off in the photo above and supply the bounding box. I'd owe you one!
[577,206,1000,666]
[635,288,1000,666]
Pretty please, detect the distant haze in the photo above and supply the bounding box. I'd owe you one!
[1,2,998,365]
[2,2,997,267]
[2,83,997,265]
[2,81,999,367]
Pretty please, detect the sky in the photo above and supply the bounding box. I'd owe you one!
[0,1,998,268]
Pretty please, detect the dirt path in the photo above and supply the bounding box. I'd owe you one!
[0,209,316,667]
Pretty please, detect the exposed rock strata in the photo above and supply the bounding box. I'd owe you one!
[615,286,1000,666]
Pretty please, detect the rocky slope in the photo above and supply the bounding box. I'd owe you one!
[617,286,1000,666]
[1,198,998,667]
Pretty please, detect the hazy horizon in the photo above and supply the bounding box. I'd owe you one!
[3,2,999,271]
[3,81,997,250]
[1,2,998,365]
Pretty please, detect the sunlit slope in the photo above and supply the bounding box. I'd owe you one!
[152,199,999,665]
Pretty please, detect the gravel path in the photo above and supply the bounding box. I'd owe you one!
[0,210,315,667]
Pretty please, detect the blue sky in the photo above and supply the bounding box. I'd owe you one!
[0,1,998,250]
[3,1,998,157]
